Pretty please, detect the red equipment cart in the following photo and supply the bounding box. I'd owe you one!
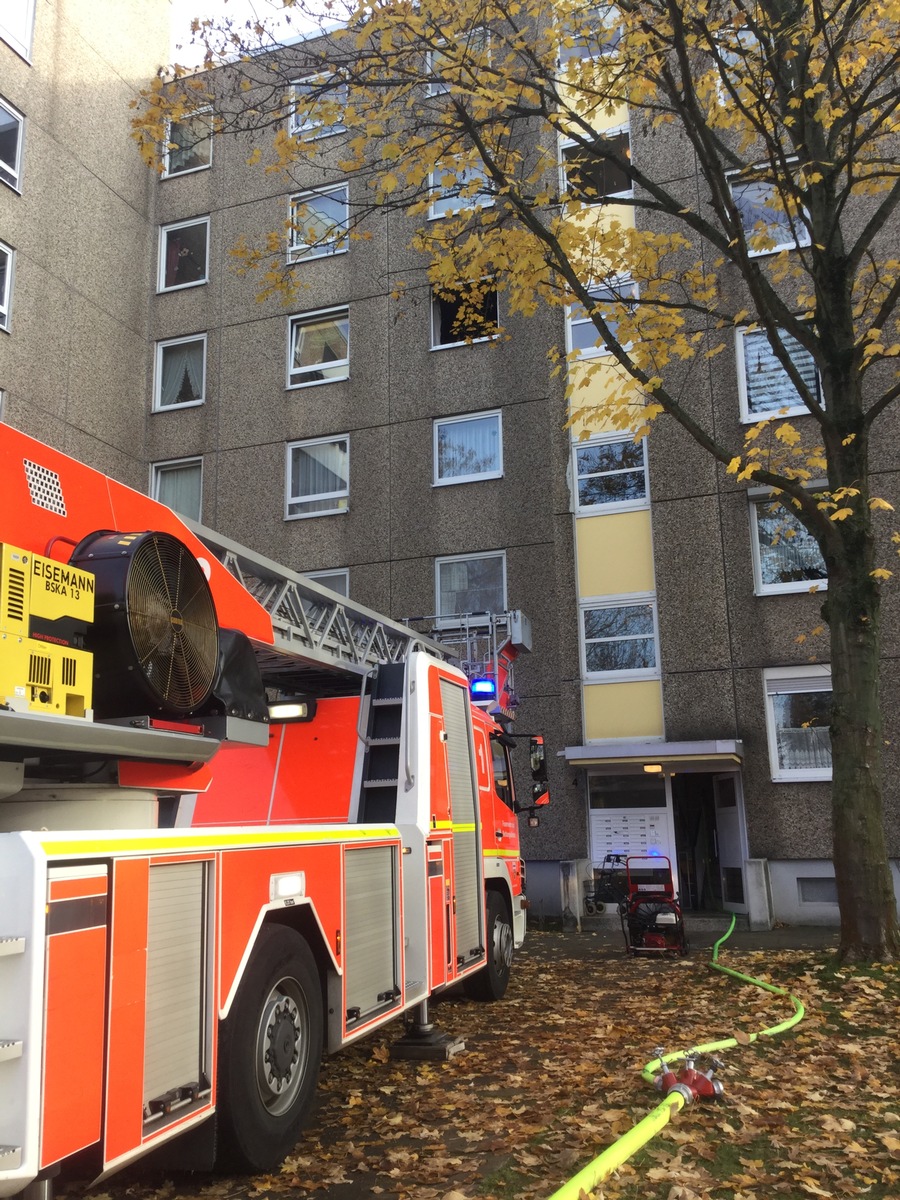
[619,855,689,955]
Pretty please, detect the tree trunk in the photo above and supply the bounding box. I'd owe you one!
[826,565,900,962]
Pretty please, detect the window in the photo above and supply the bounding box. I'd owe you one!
[581,596,659,678]
[0,98,24,191]
[158,218,209,292]
[436,552,507,619]
[286,436,349,519]
[558,4,621,62]
[429,163,494,218]
[151,457,203,521]
[0,241,13,332]
[163,109,213,177]
[287,307,349,388]
[288,184,349,262]
[729,173,810,255]
[764,667,832,781]
[573,435,648,512]
[428,27,490,95]
[749,492,827,594]
[1,0,36,59]
[434,411,502,485]
[736,326,821,421]
[289,75,347,139]
[561,130,631,203]
[154,335,206,411]
[567,278,637,356]
[305,568,349,596]
[431,282,499,347]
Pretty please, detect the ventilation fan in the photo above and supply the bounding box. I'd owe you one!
[71,530,219,719]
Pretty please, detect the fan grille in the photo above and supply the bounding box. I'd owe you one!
[126,534,219,712]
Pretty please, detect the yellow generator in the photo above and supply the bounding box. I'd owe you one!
[0,543,94,718]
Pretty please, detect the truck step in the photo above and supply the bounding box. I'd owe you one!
[0,937,25,957]
[0,1040,23,1063]
[0,1145,22,1169]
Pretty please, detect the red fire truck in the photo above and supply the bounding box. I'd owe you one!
[0,426,548,1198]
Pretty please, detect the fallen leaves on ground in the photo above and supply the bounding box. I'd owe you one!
[59,931,900,1200]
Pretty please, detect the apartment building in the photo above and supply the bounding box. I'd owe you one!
[3,1,897,927]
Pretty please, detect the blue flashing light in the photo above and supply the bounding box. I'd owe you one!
[470,677,497,698]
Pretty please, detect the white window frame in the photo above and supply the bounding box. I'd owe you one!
[153,334,207,412]
[572,432,649,514]
[728,168,811,256]
[763,665,832,782]
[0,0,36,60]
[566,277,637,357]
[157,216,210,293]
[151,456,203,521]
[736,324,821,423]
[428,163,495,219]
[162,108,213,178]
[560,126,632,204]
[558,4,622,63]
[430,281,499,348]
[427,26,490,95]
[435,551,508,623]
[305,568,350,596]
[433,410,503,486]
[0,241,14,332]
[748,488,827,596]
[285,435,350,520]
[286,306,350,389]
[580,592,660,681]
[288,183,349,263]
[289,74,347,139]
[0,97,24,192]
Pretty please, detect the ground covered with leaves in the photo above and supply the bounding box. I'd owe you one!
[66,930,900,1200]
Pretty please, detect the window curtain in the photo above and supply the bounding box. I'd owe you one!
[160,341,204,406]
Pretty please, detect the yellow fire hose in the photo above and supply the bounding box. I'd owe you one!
[546,916,806,1200]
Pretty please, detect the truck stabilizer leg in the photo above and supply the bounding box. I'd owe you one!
[390,1000,465,1062]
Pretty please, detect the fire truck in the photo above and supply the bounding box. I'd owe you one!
[0,426,548,1199]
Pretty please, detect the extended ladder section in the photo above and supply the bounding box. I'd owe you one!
[190,523,453,695]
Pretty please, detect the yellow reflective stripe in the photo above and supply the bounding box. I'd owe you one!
[39,825,399,858]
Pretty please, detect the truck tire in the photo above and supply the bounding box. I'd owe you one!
[463,891,513,1002]
[216,925,323,1172]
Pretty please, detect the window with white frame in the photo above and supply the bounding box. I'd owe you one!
[151,457,203,521]
[286,436,349,519]
[573,435,648,512]
[561,129,631,203]
[736,325,821,421]
[428,26,490,95]
[288,184,349,262]
[163,109,213,177]
[0,98,24,191]
[558,4,622,61]
[0,241,13,332]
[749,491,827,594]
[568,278,637,356]
[287,307,349,387]
[305,568,349,596]
[154,334,206,411]
[431,282,499,347]
[1,0,36,59]
[764,666,832,781]
[158,218,209,292]
[429,163,494,218]
[581,595,659,677]
[729,172,810,255]
[434,411,503,485]
[289,75,347,139]
[436,552,507,618]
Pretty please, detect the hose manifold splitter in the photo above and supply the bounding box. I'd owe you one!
[652,1047,725,1104]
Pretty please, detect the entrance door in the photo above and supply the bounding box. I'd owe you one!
[713,774,747,914]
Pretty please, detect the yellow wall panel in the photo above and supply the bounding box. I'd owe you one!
[583,680,664,741]
[576,509,654,596]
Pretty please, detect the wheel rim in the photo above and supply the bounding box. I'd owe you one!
[255,976,309,1116]
[492,914,513,973]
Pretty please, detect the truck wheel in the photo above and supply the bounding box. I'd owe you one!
[216,925,323,1172]
[464,891,513,1002]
